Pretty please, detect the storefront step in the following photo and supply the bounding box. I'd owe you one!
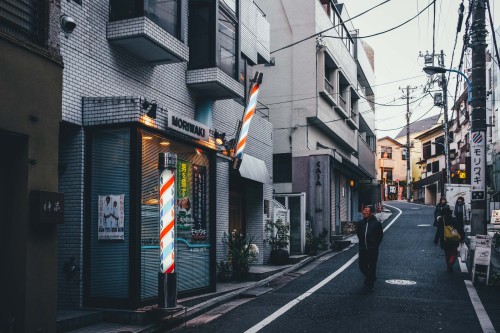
[56,309,103,333]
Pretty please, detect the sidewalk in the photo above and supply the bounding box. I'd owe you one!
[58,210,394,333]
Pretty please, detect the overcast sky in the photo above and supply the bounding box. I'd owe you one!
[343,0,500,139]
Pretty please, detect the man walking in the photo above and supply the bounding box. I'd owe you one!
[357,206,384,292]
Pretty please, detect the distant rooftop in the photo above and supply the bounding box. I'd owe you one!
[394,114,440,140]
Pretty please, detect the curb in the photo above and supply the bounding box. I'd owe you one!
[141,249,338,332]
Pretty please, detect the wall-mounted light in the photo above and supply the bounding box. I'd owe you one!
[349,179,355,188]
[214,130,226,146]
[142,99,157,119]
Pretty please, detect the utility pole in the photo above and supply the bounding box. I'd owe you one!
[470,0,488,235]
[401,85,418,202]
[439,50,452,185]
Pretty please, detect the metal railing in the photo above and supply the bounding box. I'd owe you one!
[324,77,334,96]
[0,0,46,46]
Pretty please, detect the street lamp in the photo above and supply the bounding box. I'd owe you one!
[423,65,472,186]
[423,66,472,103]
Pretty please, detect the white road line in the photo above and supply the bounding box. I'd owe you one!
[464,280,496,333]
[244,205,403,333]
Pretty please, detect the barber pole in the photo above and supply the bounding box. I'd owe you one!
[158,152,178,309]
[233,72,263,169]
[159,168,175,274]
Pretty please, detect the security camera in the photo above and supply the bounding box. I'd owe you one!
[60,15,76,34]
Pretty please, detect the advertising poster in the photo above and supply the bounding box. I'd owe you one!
[98,194,125,240]
[192,165,207,240]
[177,160,194,230]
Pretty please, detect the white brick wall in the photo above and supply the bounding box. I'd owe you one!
[58,0,272,306]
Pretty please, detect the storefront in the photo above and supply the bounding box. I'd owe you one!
[83,119,217,308]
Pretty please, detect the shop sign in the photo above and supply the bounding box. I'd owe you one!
[31,190,64,224]
[471,131,485,200]
[177,160,194,230]
[192,165,207,240]
[168,111,209,142]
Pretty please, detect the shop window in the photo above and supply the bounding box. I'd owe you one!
[140,131,210,299]
[89,128,131,299]
[273,153,292,183]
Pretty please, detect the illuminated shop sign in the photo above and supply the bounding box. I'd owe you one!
[168,112,209,141]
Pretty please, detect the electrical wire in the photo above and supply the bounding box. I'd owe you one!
[323,0,436,40]
[270,0,392,54]
[486,0,500,71]
[376,104,438,131]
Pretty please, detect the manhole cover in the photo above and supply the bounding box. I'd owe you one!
[418,224,433,227]
[385,279,416,285]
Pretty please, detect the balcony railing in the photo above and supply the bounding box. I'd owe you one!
[0,0,46,46]
[338,94,347,110]
[109,0,179,39]
[324,77,334,96]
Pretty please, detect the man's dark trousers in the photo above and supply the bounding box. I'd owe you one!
[359,248,378,287]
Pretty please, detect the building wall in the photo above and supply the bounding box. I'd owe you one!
[58,0,272,307]
[0,35,63,333]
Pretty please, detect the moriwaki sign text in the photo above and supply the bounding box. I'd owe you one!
[168,111,209,142]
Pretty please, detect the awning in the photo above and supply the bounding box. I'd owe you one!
[238,154,272,184]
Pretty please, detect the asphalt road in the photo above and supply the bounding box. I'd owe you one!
[173,202,499,333]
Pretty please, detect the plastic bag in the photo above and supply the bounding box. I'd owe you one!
[459,243,468,262]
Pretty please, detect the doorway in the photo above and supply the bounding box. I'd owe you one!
[229,190,245,233]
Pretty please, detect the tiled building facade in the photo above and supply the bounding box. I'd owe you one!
[57,0,272,310]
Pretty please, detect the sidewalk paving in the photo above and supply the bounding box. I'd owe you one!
[59,210,393,333]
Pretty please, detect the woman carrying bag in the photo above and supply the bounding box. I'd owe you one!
[434,197,450,227]
[434,206,465,272]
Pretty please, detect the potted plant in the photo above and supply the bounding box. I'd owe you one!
[223,230,258,280]
[265,218,291,265]
[217,260,232,282]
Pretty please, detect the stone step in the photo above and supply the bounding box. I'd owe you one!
[56,310,103,333]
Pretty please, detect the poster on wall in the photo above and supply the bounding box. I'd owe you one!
[98,194,125,240]
[192,165,207,240]
[177,160,194,230]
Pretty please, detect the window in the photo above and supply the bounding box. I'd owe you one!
[423,141,431,159]
[0,0,47,46]
[432,161,440,173]
[218,7,237,78]
[188,0,214,69]
[221,0,236,13]
[426,164,432,172]
[385,169,393,182]
[273,154,292,183]
[381,146,392,159]
[434,136,444,155]
[402,148,408,160]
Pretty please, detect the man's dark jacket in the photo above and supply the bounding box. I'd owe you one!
[357,215,383,250]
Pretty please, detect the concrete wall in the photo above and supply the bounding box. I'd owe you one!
[0,35,63,332]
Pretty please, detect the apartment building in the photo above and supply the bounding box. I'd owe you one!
[0,0,64,331]
[255,0,377,242]
[56,0,272,310]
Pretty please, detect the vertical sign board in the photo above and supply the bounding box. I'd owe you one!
[192,165,207,240]
[471,234,492,285]
[471,131,485,201]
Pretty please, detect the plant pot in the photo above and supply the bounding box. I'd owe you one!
[270,249,289,265]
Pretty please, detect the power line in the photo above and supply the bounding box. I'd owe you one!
[323,1,436,40]
[270,0,392,54]
[375,105,438,131]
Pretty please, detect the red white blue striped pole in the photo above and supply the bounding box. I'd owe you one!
[233,72,263,169]
[158,152,177,309]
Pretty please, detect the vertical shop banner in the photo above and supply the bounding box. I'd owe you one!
[471,131,485,201]
[177,160,193,230]
[98,194,125,240]
[192,165,207,240]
